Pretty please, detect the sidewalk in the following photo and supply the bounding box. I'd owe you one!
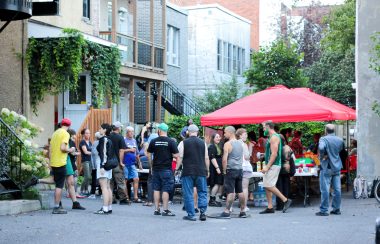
[0,192,378,244]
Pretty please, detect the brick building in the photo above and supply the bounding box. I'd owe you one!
[169,0,260,51]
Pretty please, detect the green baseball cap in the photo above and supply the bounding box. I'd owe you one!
[157,123,169,132]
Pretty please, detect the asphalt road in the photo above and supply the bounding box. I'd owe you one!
[0,193,378,244]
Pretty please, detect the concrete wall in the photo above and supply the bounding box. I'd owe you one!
[356,0,380,182]
[29,96,55,148]
[0,20,29,116]
[186,5,251,97]
[167,4,189,95]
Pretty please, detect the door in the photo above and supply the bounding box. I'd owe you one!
[62,74,91,131]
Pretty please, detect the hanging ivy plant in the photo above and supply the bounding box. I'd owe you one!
[27,28,121,113]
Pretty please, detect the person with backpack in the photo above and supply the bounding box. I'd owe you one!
[94,123,114,214]
[316,124,344,216]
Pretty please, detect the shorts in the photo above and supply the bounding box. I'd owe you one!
[263,165,281,188]
[65,157,74,176]
[124,165,139,180]
[51,166,66,189]
[224,169,243,194]
[152,169,174,193]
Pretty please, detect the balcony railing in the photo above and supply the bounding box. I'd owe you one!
[99,31,164,72]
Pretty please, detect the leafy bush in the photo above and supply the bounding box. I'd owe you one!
[166,115,203,142]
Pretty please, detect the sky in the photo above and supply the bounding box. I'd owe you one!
[259,0,346,46]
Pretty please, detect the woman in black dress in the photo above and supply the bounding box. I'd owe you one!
[208,133,223,207]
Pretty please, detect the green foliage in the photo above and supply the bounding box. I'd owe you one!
[305,49,356,107]
[278,122,326,147]
[244,39,308,92]
[305,0,356,107]
[22,188,40,200]
[370,32,380,75]
[372,100,380,117]
[195,76,240,113]
[166,115,203,142]
[321,0,356,54]
[27,28,121,113]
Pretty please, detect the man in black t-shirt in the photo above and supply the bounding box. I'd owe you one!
[147,123,179,216]
[108,121,129,205]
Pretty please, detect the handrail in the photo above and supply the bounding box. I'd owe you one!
[0,118,24,144]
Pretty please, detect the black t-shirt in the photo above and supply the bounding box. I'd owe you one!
[147,136,178,171]
[69,139,77,171]
[79,140,92,162]
[182,137,207,177]
[109,132,127,162]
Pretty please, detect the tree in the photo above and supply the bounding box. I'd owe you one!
[306,0,356,107]
[195,76,240,113]
[244,39,307,92]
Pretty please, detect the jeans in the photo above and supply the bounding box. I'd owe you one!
[182,176,208,218]
[80,161,91,193]
[319,169,341,213]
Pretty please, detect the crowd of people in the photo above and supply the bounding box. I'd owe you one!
[24,117,349,219]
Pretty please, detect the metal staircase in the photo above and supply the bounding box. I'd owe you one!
[137,80,201,116]
[0,118,23,199]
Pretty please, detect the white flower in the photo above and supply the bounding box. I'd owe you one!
[11,156,20,162]
[21,163,27,170]
[1,108,10,116]
[21,128,31,135]
[18,115,27,122]
[35,162,42,168]
[36,155,44,161]
[26,165,33,172]
[10,111,19,119]
[24,140,32,147]
[32,143,39,149]
[45,168,50,175]
[32,167,37,172]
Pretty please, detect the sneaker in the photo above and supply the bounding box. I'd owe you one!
[199,213,207,221]
[330,209,341,215]
[76,194,87,199]
[133,198,144,203]
[72,202,86,210]
[239,212,247,218]
[194,208,200,213]
[24,176,38,189]
[218,211,231,219]
[283,199,292,213]
[209,200,222,207]
[162,210,175,217]
[183,215,197,221]
[94,208,110,215]
[119,199,131,205]
[315,212,329,216]
[259,208,275,214]
[219,195,226,202]
[87,194,96,199]
[52,207,67,214]
[154,209,161,216]
[108,210,113,214]
[244,207,250,212]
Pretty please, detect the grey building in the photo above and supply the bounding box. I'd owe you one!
[166,2,189,96]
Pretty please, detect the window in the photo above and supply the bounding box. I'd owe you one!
[242,49,246,72]
[223,42,228,72]
[167,25,180,66]
[237,47,242,75]
[107,1,112,31]
[83,0,90,19]
[233,45,237,72]
[228,44,232,73]
[217,40,222,71]
[69,76,87,105]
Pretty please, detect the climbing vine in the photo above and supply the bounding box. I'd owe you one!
[370,32,380,117]
[27,28,121,113]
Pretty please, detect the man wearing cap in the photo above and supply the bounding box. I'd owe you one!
[176,124,210,221]
[109,121,130,205]
[147,123,179,216]
[49,118,76,214]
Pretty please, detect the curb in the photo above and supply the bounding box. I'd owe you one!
[0,200,41,215]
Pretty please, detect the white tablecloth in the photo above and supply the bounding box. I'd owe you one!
[251,168,318,178]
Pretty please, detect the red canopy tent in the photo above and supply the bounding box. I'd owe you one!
[200,85,356,126]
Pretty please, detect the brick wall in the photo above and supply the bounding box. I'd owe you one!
[169,0,260,50]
